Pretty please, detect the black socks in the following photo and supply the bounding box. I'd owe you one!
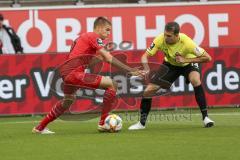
[194,85,208,120]
[140,98,152,126]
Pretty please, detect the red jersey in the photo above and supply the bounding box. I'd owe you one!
[59,32,104,78]
[68,32,104,59]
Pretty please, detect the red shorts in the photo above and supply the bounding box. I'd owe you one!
[62,69,102,95]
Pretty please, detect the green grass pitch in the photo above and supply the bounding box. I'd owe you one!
[1,108,240,160]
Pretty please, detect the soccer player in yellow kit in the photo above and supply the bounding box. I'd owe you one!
[129,22,214,130]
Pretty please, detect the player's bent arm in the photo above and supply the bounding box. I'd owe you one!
[141,51,150,72]
[88,54,103,68]
[98,48,134,72]
[184,51,212,63]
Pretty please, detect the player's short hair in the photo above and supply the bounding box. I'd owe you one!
[0,13,4,21]
[165,22,180,35]
[93,17,111,29]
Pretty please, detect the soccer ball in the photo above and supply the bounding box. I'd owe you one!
[104,114,122,132]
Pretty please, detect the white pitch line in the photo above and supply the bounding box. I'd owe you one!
[0,112,240,125]
[0,120,63,125]
[192,113,240,116]
[0,121,38,125]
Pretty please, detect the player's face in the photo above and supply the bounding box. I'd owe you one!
[98,24,112,40]
[164,31,179,44]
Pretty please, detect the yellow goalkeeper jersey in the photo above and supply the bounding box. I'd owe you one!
[146,33,206,67]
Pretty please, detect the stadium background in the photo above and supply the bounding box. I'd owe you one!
[0,0,239,115]
[1,1,240,160]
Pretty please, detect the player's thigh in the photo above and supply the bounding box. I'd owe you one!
[188,71,201,87]
[150,62,180,89]
[183,63,201,87]
[143,83,160,98]
[99,76,117,90]
[64,71,102,90]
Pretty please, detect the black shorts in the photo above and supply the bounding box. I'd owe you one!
[149,61,200,89]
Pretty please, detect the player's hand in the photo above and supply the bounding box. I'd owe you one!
[175,52,186,63]
[129,68,147,78]
[142,69,150,80]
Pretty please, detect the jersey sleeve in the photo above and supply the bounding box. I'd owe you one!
[187,38,206,57]
[89,34,104,50]
[146,34,163,56]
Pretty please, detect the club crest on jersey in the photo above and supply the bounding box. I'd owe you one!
[97,38,104,46]
[149,43,155,50]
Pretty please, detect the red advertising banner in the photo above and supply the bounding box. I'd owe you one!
[1,3,240,53]
[0,48,239,115]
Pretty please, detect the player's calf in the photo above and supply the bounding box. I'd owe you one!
[62,94,76,109]
[99,88,117,125]
[33,96,75,132]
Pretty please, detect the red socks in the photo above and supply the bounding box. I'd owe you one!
[99,88,117,125]
[36,100,67,131]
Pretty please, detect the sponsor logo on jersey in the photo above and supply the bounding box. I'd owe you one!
[97,38,104,46]
[149,42,155,50]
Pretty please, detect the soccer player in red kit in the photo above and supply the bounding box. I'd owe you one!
[32,17,144,134]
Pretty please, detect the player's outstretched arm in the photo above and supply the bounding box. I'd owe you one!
[98,48,145,77]
[88,55,103,67]
[141,51,151,73]
[86,55,104,73]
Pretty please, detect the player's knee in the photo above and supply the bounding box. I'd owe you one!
[62,95,75,109]
[104,88,117,105]
[160,83,171,89]
[113,81,118,90]
[109,80,118,91]
[143,89,154,98]
[190,78,201,87]
[62,99,75,109]
[143,84,159,98]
